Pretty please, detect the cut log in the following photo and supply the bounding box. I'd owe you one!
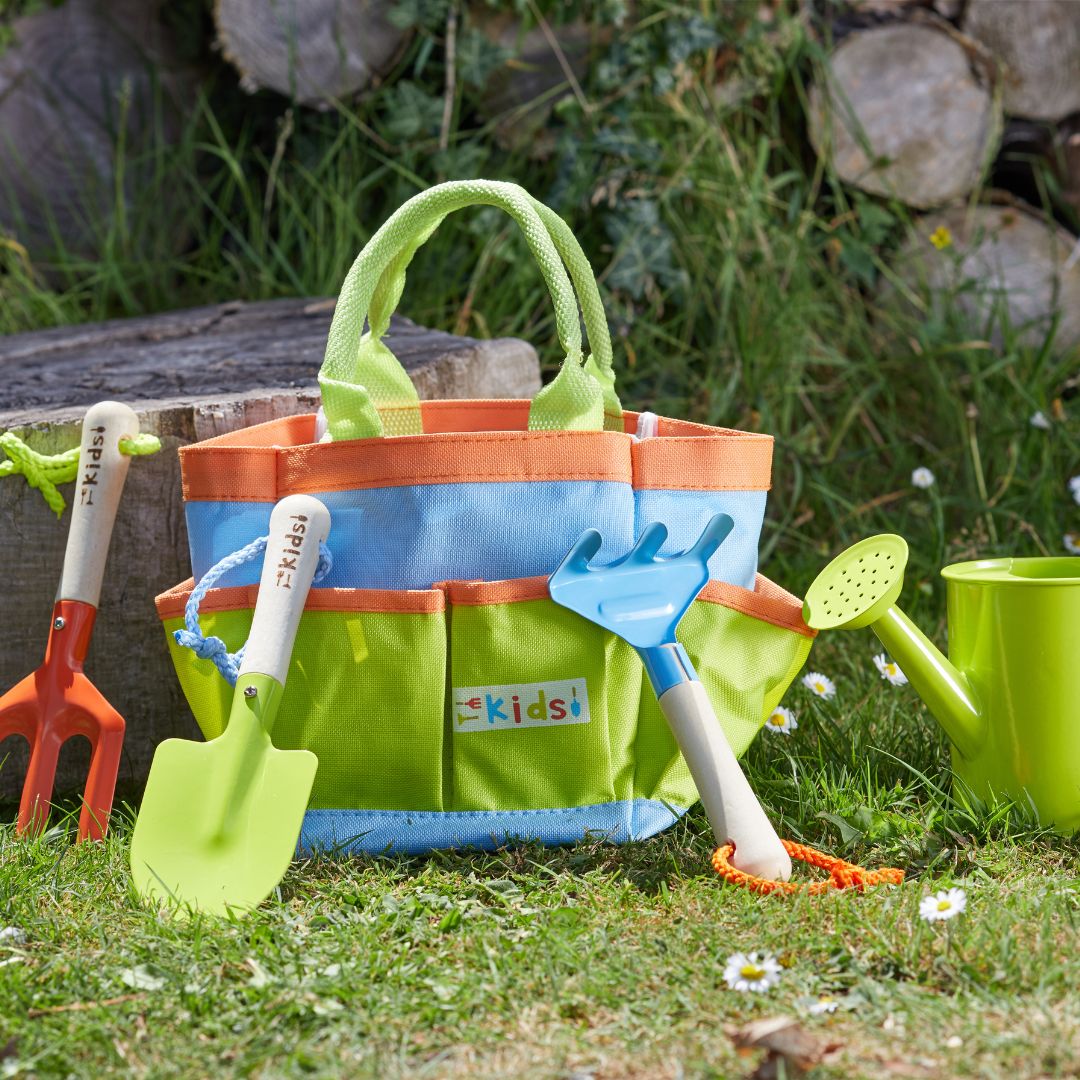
[213,0,406,106]
[962,0,1080,123]
[885,202,1080,352]
[0,0,197,261]
[0,299,540,802]
[808,22,1001,209]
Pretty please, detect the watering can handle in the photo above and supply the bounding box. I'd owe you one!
[58,401,140,608]
[659,681,792,882]
[238,494,331,687]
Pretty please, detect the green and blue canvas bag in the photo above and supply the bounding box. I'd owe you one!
[156,180,815,855]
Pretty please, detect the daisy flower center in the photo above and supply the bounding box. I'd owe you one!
[937,899,952,912]
[814,682,825,694]
[769,715,784,726]
[740,964,765,981]
[886,664,897,676]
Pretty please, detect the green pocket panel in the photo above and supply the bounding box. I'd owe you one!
[161,575,814,826]
[163,598,446,811]
[445,587,641,812]
[632,587,815,806]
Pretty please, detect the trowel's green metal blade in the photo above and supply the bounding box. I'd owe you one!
[130,673,317,917]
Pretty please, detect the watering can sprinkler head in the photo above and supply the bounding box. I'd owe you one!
[804,534,985,760]
[802,534,909,631]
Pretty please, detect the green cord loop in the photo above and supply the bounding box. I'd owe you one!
[0,429,161,517]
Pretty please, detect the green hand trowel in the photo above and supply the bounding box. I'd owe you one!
[130,494,329,916]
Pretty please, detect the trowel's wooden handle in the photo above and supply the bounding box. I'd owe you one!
[239,494,331,686]
[659,680,792,882]
[58,401,140,607]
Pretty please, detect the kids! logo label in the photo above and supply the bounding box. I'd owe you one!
[453,678,590,732]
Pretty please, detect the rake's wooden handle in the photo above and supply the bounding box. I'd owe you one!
[58,401,140,607]
[660,680,792,882]
[238,494,331,686]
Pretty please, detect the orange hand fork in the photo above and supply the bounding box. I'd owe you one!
[1,402,141,841]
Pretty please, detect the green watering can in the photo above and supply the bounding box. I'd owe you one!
[804,535,1080,832]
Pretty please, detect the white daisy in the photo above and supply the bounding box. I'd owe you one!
[764,706,797,735]
[802,672,836,699]
[919,886,967,923]
[1066,533,1080,556]
[0,926,26,945]
[723,951,782,993]
[873,653,908,686]
[808,995,840,1015]
[1030,411,1051,430]
[1070,475,1080,505]
[911,467,936,490]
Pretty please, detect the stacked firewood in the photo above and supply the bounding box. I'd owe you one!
[813,0,1080,350]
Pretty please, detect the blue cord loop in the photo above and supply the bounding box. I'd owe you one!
[174,535,333,685]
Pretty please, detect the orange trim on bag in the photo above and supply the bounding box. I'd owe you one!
[179,403,773,502]
[275,430,635,495]
[632,434,772,492]
[698,575,815,638]
[419,399,533,432]
[155,579,446,620]
[439,577,550,606]
[156,571,812,635]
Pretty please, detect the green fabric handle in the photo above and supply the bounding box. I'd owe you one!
[319,181,621,441]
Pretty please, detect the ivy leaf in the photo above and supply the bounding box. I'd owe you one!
[456,28,512,89]
[387,0,451,31]
[605,199,687,301]
[379,81,445,142]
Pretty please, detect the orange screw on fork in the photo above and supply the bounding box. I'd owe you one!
[0,402,142,841]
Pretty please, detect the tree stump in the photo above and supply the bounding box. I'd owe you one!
[213,0,406,105]
[0,299,540,802]
[886,203,1080,352]
[0,0,196,261]
[808,22,1000,209]
[962,0,1080,123]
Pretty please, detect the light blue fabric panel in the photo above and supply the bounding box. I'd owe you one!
[298,799,684,855]
[185,481,635,589]
[185,482,764,591]
[634,488,766,590]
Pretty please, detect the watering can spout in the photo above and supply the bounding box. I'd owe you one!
[803,535,985,760]
[871,606,984,759]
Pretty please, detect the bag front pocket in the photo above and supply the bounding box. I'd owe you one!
[443,578,640,814]
[157,583,447,812]
[632,575,815,810]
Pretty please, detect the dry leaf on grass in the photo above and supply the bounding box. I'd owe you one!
[729,1016,842,1079]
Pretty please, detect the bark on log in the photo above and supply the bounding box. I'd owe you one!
[962,0,1080,123]
[886,202,1080,352]
[0,0,196,260]
[0,299,540,802]
[808,22,1000,209]
[213,0,406,105]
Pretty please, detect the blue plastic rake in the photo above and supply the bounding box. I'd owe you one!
[548,514,791,880]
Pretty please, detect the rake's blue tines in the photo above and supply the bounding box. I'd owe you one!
[548,514,734,652]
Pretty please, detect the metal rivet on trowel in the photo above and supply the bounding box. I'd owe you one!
[244,685,257,698]
[53,617,65,630]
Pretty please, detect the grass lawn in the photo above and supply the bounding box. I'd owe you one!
[3,4,1080,1076]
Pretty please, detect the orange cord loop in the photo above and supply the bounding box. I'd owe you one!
[711,840,904,895]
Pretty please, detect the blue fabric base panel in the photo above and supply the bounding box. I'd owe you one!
[298,798,689,856]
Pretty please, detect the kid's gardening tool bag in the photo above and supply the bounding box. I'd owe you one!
[156,181,815,855]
